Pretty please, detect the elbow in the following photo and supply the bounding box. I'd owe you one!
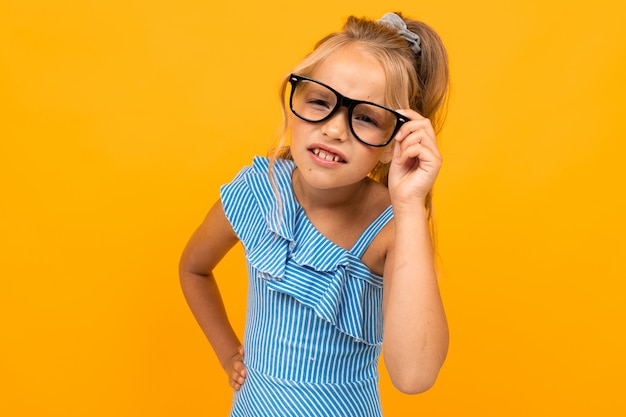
[390,370,440,395]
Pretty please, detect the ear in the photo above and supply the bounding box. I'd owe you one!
[378,142,394,164]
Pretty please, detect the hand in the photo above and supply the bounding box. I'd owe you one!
[388,110,442,206]
[224,346,247,390]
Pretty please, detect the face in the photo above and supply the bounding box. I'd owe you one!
[288,45,393,191]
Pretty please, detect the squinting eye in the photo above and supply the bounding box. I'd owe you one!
[354,113,380,127]
[307,98,332,109]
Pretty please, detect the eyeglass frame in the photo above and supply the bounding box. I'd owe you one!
[287,73,409,147]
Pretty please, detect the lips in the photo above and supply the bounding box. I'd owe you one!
[310,147,346,163]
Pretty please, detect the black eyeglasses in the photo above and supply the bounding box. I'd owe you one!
[288,74,408,147]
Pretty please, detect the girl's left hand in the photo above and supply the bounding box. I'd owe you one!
[387,109,442,206]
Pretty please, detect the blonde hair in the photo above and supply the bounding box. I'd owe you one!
[269,13,449,224]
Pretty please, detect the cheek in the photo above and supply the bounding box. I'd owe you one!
[364,148,393,173]
[288,117,313,142]
[349,147,386,174]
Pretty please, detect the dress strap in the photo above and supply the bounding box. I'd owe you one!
[350,205,394,258]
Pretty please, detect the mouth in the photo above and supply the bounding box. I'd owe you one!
[310,147,346,163]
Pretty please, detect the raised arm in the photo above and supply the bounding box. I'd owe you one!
[179,200,247,390]
[382,110,449,394]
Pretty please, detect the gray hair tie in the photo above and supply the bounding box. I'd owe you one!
[377,12,421,56]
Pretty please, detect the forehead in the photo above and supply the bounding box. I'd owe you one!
[309,46,387,104]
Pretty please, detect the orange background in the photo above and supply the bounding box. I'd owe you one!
[1,0,625,415]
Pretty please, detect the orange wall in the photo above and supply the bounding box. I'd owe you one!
[1,1,624,415]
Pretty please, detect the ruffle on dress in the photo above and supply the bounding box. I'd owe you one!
[220,157,388,346]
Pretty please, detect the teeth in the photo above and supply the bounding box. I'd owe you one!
[312,148,342,162]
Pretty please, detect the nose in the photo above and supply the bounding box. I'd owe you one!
[321,107,350,142]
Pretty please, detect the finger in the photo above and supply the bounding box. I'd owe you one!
[401,121,435,142]
[400,127,439,159]
[396,138,440,168]
[230,369,246,389]
[394,110,430,138]
[395,130,425,161]
[232,371,246,385]
[230,376,242,390]
[403,136,440,162]
[395,112,435,140]
[395,143,420,166]
[395,128,435,159]
[396,108,426,122]
[234,361,247,378]
[235,360,248,379]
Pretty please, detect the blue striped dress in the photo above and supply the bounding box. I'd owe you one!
[220,156,393,416]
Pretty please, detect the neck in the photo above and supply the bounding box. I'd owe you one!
[291,168,371,211]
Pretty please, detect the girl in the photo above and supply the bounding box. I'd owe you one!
[180,12,450,416]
